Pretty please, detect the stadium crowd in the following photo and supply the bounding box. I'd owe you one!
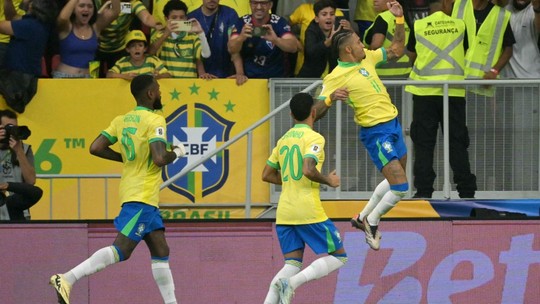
[0,0,536,83]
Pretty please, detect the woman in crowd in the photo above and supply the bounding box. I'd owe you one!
[53,0,120,78]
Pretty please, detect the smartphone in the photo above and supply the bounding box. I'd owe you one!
[252,26,267,37]
[172,20,192,32]
[120,2,131,14]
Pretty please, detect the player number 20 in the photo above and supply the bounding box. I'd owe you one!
[279,144,303,181]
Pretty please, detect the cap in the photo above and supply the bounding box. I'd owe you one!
[125,30,147,46]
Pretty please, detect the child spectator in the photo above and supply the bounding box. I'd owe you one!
[148,0,210,78]
[289,0,344,76]
[107,29,171,79]
[96,0,164,77]
[297,0,351,78]
[54,0,120,78]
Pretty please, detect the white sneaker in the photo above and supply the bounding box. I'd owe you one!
[362,217,381,251]
[275,278,294,304]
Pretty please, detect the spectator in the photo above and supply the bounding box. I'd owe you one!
[96,0,164,77]
[261,92,346,304]
[108,29,171,79]
[354,0,377,41]
[0,109,43,221]
[405,0,477,199]
[363,0,412,78]
[228,0,298,79]
[148,0,211,78]
[502,0,540,79]
[54,0,120,78]
[0,0,23,66]
[318,0,407,251]
[188,0,239,80]
[297,0,351,78]
[401,0,431,27]
[151,0,250,42]
[448,0,514,96]
[501,0,540,189]
[0,0,58,113]
[289,0,344,76]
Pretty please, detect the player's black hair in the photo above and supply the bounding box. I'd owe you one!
[163,0,188,18]
[314,0,337,16]
[331,29,354,59]
[130,74,155,101]
[290,92,314,121]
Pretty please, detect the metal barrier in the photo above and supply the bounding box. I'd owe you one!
[270,79,540,201]
[37,79,540,219]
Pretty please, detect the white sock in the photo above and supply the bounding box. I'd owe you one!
[64,246,118,285]
[367,190,401,226]
[360,179,390,221]
[263,262,301,304]
[152,260,177,304]
[289,255,345,290]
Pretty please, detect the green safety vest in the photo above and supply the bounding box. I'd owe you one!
[363,11,412,79]
[452,0,510,79]
[405,12,466,97]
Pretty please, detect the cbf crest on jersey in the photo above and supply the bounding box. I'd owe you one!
[163,104,235,202]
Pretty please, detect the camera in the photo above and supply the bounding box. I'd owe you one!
[171,20,192,32]
[252,26,267,37]
[2,124,31,143]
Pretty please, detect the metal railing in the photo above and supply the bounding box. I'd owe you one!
[37,79,540,219]
[270,79,540,201]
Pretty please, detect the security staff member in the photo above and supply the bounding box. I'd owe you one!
[405,0,477,199]
[449,0,513,96]
[363,4,413,79]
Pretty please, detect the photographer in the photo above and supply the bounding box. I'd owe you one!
[0,109,42,221]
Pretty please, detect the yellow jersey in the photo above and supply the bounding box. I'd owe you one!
[319,48,398,127]
[102,106,168,207]
[267,124,329,225]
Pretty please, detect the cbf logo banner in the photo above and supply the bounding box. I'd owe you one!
[164,103,234,202]
[158,79,270,204]
[10,79,270,219]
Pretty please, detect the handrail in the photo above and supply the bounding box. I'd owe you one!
[35,79,540,220]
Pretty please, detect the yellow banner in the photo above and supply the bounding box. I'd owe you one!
[1,79,270,219]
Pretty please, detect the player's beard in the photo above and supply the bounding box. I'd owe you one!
[153,96,163,110]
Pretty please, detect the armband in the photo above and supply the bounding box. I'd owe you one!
[395,16,405,25]
[490,68,499,76]
[324,96,333,107]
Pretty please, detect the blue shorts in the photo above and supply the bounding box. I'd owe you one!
[360,117,407,171]
[276,219,344,255]
[114,202,165,242]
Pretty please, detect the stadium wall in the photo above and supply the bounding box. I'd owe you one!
[1,220,539,303]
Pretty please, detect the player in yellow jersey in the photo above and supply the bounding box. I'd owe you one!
[262,92,347,304]
[318,1,407,251]
[49,75,185,304]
